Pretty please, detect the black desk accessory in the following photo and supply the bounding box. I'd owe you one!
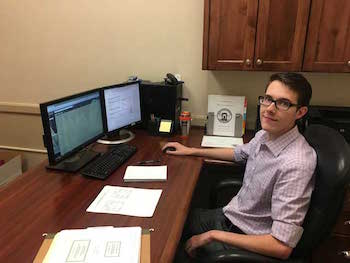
[80,144,137,180]
[147,117,174,136]
[162,146,176,153]
[140,80,186,134]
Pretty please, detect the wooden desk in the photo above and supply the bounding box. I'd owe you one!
[0,128,204,263]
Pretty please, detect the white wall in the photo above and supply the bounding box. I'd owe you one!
[1,1,350,169]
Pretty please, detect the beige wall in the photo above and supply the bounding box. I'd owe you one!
[1,1,350,169]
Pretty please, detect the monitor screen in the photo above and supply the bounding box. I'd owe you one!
[40,90,104,165]
[103,81,142,134]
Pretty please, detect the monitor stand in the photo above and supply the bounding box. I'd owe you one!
[97,129,135,145]
[46,149,100,173]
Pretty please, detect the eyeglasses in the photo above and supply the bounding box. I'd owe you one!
[258,95,299,111]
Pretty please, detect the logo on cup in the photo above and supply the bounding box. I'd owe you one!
[217,108,232,123]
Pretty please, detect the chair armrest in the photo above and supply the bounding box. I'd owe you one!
[215,178,243,192]
[210,178,243,208]
[196,248,283,263]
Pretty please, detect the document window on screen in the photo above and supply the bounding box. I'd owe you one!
[104,82,141,133]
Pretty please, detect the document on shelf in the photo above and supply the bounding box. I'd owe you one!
[208,95,246,137]
[201,135,243,148]
[87,185,162,217]
[124,165,167,182]
[43,226,141,263]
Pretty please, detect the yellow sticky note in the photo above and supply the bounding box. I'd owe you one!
[159,120,172,133]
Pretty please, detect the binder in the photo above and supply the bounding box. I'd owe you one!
[33,229,151,263]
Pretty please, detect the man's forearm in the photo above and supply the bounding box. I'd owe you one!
[208,231,292,259]
[163,142,236,161]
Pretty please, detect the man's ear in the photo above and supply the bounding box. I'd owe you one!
[296,106,308,120]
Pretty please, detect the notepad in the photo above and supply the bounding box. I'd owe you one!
[87,186,162,217]
[43,226,142,263]
[159,120,172,133]
[123,165,167,182]
[201,135,243,148]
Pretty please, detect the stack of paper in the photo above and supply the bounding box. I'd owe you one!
[43,226,142,263]
[87,185,162,217]
[201,135,243,148]
[123,165,167,182]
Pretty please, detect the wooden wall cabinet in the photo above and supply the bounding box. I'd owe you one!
[202,0,310,71]
[303,0,350,73]
[203,0,350,72]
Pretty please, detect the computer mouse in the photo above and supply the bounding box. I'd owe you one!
[163,146,176,153]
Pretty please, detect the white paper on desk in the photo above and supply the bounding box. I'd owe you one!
[124,165,167,182]
[43,226,141,263]
[87,185,162,217]
[201,135,243,148]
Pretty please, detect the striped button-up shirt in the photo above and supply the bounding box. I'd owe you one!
[223,125,316,247]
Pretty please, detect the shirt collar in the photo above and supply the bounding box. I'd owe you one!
[259,125,300,157]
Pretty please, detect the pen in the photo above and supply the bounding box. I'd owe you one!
[134,160,161,165]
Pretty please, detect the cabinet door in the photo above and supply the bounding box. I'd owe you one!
[303,0,350,72]
[203,0,258,70]
[254,0,310,71]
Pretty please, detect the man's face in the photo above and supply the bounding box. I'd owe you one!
[260,80,307,139]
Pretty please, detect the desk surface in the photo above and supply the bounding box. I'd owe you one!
[0,128,205,263]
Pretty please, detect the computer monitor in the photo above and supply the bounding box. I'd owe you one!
[40,89,104,172]
[98,81,142,144]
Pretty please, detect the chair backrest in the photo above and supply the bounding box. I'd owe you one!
[292,124,350,257]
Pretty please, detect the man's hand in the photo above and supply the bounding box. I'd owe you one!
[185,232,213,257]
[162,142,194,156]
[186,230,293,260]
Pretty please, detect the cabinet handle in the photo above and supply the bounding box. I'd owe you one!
[245,59,252,66]
[339,251,350,259]
[256,58,263,66]
[345,220,350,225]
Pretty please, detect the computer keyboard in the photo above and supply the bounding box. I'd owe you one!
[80,144,137,179]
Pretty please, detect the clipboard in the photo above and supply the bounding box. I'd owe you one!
[33,229,151,263]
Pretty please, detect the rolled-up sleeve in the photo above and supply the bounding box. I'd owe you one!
[271,155,316,247]
[234,131,262,162]
[234,144,249,162]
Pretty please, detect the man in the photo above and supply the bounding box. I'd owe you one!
[163,73,316,260]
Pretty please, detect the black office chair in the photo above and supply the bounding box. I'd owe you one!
[196,124,350,263]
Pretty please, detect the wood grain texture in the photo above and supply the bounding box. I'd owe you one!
[203,0,310,71]
[203,0,210,69]
[254,0,310,71]
[0,128,204,263]
[303,0,350,72]
[206,0,258,70]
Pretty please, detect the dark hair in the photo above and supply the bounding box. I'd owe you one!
[265,72,312,106]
